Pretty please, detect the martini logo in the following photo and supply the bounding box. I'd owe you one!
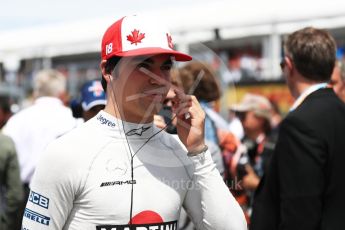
[96,210,177,230]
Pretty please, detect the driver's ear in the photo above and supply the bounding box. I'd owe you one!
[100,60,112,83]
[285,57,294,73]
[100,60,107,75]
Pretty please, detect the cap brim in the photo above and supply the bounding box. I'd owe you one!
[82,100,107,111]
[110,47,192,61]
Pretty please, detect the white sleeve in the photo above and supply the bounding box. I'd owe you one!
[183,150,247,230]
[206,141,224,175]
[21,142,78,230]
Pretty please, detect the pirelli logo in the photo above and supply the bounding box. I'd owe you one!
[96,220,177,230]
[100,180,136,187]
[24,208,50,226]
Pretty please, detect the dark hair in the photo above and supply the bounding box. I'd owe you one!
[0,96,12,128]
[0,96,11,113]
[284,27,336,82]
[101,56,122,92]
[179,61,221,102]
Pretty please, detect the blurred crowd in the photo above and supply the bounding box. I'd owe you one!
[0,72,107,229]
[1,27,345,230]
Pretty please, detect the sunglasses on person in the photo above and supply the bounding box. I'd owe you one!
[280,56,293,70]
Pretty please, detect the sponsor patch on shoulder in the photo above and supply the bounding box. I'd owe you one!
[24,208,50,226]
[29,190,49,209]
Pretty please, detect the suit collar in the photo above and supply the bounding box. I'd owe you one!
[290,83,328,112]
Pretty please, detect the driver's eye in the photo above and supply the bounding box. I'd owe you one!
[137,63,150,69]
[161,65,172,71]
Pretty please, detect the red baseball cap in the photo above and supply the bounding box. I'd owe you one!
[101,15,192,62]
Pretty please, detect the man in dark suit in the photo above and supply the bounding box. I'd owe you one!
[250,27,345,230]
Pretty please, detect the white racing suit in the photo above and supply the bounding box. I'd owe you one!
[22,111,246,230]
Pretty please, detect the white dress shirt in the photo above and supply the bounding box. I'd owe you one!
[3,97,77,183]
